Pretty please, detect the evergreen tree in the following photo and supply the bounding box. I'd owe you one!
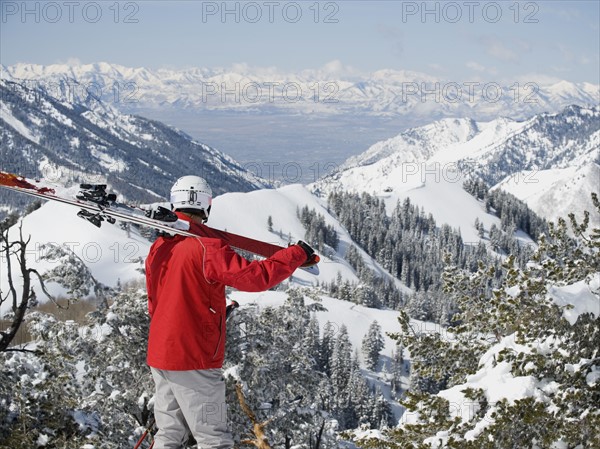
[331,325,352,397]
[226,290,338,447]
[372,390,394,429]
[319,321,337,376]
[361,320,385,370]
[390,344,404,397]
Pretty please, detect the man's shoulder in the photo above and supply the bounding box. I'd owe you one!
[149,235,228,253]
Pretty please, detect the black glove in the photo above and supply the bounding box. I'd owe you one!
[296,240,315,262]
[226,300,239,321]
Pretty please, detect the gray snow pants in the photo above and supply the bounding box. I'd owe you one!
[151,367,234,449]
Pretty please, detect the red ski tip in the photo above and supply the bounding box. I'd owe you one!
[0,171,56,194]
[301,253,320,268]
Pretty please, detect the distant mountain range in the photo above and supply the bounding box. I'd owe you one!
[0,79,267,214]
[2,62,598,121]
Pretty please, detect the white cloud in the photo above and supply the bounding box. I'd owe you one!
[466,61,486,72]
[480,36,519,62]
[427,63,444,73]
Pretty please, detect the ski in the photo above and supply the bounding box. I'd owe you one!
[0,171,320,274]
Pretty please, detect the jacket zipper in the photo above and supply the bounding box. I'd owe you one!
[212,311,223,360]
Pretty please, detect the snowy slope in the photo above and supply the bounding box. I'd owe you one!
[313,161,517,244]
[207,184,363,286]
[495,162,600,228]
[2,192,151,303]
[310,119,502,242]
[208,184,406,288]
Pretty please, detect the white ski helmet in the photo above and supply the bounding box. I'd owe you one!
[170,175,212,218]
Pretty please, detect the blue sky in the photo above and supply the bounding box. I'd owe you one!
[1,1,599,83]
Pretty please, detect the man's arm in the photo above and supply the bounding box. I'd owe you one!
[202,239,311,292]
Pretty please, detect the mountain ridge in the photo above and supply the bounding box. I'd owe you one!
[3,62,598,120]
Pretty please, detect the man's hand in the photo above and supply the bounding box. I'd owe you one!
[296,241,320,267]
[296,240,314,259]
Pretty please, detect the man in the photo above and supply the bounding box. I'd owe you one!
[145,175,314,448]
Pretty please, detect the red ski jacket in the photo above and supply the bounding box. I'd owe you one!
[145,213,307,370]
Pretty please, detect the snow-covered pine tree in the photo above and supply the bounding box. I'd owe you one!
[40,242,110,307]
[389,343,405,397]
[319,321,337,376]
[361,320,385,370]
[331,325,353,398]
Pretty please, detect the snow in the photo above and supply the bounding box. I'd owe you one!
[89,148,128,172]
[416,272,600,444]
[496,161,600,228]
[209,184,362,286]
[317,162,515,245]
[549,277,600,325]
[314,106,598,236]
[0,100,40,143]
[505,285,521,298]
[5,62,598,120]
[310,114,554,244]
[428,118,528,165]
[36,434,50,446]
[586,367,600,387]
[433,334,540,440]
[351,428,385,440]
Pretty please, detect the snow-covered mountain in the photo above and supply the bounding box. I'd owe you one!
[313,105,600,228]
[2,62,598,120]
[0,79,268,215]
[496,162,599,227]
